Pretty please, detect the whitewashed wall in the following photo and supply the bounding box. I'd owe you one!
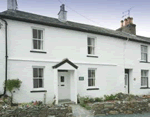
[0,19,150,103]
[0,21,6,95]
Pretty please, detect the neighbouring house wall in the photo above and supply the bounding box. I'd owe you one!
[0,21,6,95]
[1,18,150,103]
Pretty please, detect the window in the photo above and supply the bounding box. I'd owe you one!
[87,37,95,55]
[88,69,96,86]
[141,45,148,61]
[61,76,65,82]
[33,68,44,88]
[32,29,43,50]
[141,70,148,87]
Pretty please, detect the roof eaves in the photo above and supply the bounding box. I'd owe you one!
[0,13,150,44]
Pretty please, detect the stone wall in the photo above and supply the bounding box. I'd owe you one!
[92,100,150,116]
[0,104,73,117]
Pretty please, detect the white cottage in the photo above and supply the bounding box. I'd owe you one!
[0,0,150,104]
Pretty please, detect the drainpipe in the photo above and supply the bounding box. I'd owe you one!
[0,17,8,98]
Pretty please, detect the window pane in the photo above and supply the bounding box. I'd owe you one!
[88,70,91,77]
[38,40,43,50]
[88,47,92,54]
[144,54,147,61]
[39,68,43,77]
[92,47,95,54]
[141,46,144,52]
[33,40,38,49]
[93,79,95,86]
[61,76,65,82]
[88,79,92,86]
[33,68,38,77]
[144,46,147,53]
[88,38,91,45]
[39,79,43,88]
[34,79,38,88]
[91,70,95,77]
[38,30,43,39]
[33,29,37,38]
[91,38,95,47]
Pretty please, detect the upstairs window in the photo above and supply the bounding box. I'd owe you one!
[141,45,148,62]
[88,69,96,86]
[141,70,148,87]
[87,37,95,55]
[33,68,44,88]
[32,29,43,50]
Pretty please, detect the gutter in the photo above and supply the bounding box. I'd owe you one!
[0,17,8,98]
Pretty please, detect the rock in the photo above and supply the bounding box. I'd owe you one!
[104,103,114,109]
[109,110,119,115]
[126,110,133,114]
[148,103,150,107]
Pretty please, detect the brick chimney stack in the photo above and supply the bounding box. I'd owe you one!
[117,17,136,35]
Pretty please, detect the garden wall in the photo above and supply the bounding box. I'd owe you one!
[0,104,73,117]
[92,100,150,116]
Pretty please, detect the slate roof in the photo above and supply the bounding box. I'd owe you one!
[0,10,150,44]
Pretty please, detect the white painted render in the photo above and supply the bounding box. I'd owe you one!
[0,19,150,104]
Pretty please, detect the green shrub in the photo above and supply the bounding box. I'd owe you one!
[95,97,103,102]
[104,94,116,101]
[4,79,22,106]
[89,98,94,103]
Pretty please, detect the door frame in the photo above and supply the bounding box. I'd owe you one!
[125,69,130,94]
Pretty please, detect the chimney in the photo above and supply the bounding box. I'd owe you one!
[120,20,123,27]
[58,4,67,22]
[124,18,128,26]
[7,0,18,10]
[116,17,136,35]
[127,17,133,24]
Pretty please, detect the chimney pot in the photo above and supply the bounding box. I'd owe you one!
[124,19,128,26]
[120,20,123,27]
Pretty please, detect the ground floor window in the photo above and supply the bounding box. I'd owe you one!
[33,67,44,88]
[141,70,148,87]
[88,69,96,86]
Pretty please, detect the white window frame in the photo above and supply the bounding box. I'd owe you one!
[141,70,149,87]
[141,45,148,62]
[87,37,96,55]
[31,27,45,51]
[32,66,45,89]
[88,68,96,87]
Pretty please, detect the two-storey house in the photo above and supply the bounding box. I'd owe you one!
[0,0,150,104]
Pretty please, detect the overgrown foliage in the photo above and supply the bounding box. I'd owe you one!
[4,79,22,106]
[104,94,116,101]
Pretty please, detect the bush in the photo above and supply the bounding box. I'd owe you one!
[89,98,95,103]
[4,79,22,106]
[104,94,116,101]
[95,97,103,102]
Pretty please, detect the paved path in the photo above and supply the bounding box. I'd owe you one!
[70,104,94,117]
[70,104,150,117]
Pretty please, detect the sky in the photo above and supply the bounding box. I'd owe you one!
[0,0,150,37]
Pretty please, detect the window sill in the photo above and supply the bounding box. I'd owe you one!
[30,90,47,93]
[87,88,99,90]
[140,61,150,63]
[140,87,150,89]
[30,50,47,54]
[87,55,98,58]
